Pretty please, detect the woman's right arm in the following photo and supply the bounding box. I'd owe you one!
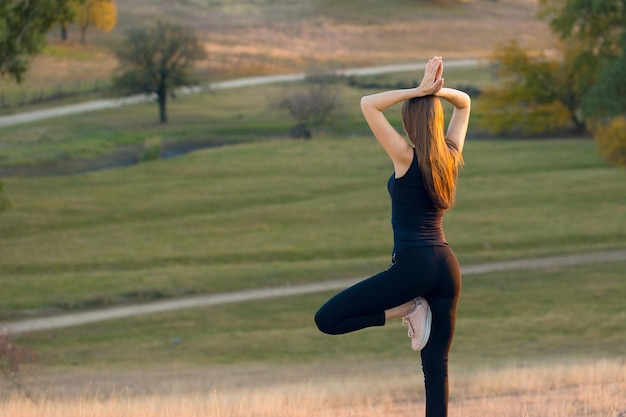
[436,88,471,153]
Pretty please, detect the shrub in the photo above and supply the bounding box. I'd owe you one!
[276,83,339,139]
[141,137,162,162]
[593,116,626,168]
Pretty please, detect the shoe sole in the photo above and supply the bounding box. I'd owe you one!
[412,298,432,351]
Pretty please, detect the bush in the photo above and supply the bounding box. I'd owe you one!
[593,116,626,168]
[276,83,339,139]
[141,137,162,162]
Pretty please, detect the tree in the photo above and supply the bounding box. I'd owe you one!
[539,0,626,119]
[477,41,591,135]
[539,0,625,59]
[75,0,117,44]
[539,0,626,162]
[57,0,84,41]
[276,83,339,138]
[583,34,626,119]
[0,0,73,82]
[112,21,207,124]
[478,0,625,137]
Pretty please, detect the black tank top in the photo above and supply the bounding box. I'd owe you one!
[387,151,447,252]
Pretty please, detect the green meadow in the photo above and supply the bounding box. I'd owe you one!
[1,134,625,369]
[14,258,626,368]
[0,65,495,172]
[1,61,625,372]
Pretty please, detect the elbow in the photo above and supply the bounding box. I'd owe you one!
[360,95,371,110]
[460,92,471,109]
[360,95,380,115]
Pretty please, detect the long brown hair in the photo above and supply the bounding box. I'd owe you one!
[401,95,463,210]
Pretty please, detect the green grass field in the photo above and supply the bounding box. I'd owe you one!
[1,138,624,318]
[0,137,626,317]
[2,134,625,371]
[12,258,626,369]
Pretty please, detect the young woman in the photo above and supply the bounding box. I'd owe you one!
[314,56,470,417]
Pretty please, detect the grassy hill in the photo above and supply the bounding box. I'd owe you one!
[0,2,623,415]
[1,136,624,369]
[0,0,553,113]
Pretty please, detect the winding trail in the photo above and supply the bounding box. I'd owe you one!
[2,249,624,335]
[0,59,480,128]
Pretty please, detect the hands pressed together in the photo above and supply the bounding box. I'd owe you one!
[419,56,444,96]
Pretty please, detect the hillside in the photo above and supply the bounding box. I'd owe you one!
[0,0,553,102]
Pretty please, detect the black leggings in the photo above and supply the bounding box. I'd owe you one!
[314,245,461,417]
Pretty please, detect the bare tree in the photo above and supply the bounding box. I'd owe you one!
[277,83,339,138]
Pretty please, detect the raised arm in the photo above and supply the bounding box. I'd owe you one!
[360,57,444,168]
[435,88,471,153]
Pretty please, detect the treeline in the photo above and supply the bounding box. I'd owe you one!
[478,0,625,166]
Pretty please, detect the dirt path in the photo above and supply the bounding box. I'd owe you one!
[2,249,624,335]
[0,59,480,128]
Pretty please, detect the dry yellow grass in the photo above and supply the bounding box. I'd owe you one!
[2,359,624,416]
[5,0,555,90]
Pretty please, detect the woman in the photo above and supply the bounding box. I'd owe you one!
[314,56,470,417]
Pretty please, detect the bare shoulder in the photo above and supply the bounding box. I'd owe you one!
[392,146,415,178]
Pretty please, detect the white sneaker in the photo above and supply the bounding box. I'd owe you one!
[401,297,432,351]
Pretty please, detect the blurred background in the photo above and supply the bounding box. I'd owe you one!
[0,1,624,416]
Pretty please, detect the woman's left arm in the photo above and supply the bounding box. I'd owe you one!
[435,88,471,153]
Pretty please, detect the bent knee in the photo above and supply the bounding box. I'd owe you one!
[314,309,340,335]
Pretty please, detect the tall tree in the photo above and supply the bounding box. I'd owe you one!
[0,0,73,82]
[57,0,84,41]
[582,33,626,119]
[479,0,625,136]
[76,0,117,44]
[540,0,626,164]
[539,0,625,59]
[112,21,207,124]
[478,41,592,135]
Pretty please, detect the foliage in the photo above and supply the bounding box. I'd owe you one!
[0,0,74,82]
[477,41,589,135]
[479,0,626,136]
[75,0,117,43]
[583,43,626,167]
[593,116,626,168]
[539,0,625,59]
[582,33,626,119]
[537,0,626,163]
[112,21,206,124]
[56,0,84,40]
[275,83,339,138]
